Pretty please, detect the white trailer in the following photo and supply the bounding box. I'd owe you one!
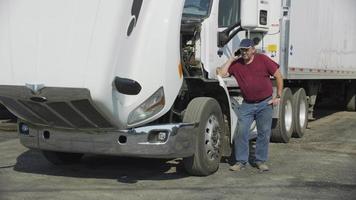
[0,0,355,175]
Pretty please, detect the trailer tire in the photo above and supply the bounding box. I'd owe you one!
[248,139,257,166]
[346,82,356,111]
[183,97,223,176]
[42,150,83,165]
[271,88,294,143]
[292,88,308,138]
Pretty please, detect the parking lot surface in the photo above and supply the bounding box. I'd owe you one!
[0,109,355,200]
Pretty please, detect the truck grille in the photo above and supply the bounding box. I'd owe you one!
[0,86,116,130]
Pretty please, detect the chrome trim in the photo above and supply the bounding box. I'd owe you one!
[279,2,290,78]
[25,83,45,95]
[119,122,198,135]
[284,99,293,132]
[203,115,221,161]
[299,99,307,128]
[19,122,198,159]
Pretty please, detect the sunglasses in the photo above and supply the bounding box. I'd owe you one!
[240,47,252,52]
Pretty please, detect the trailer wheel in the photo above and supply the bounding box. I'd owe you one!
[42,150,83,165]
[271,88,294,143]
[248,139,257,166]
[183,97,223,176]
[292,88,308,138]
[345,82,356,111]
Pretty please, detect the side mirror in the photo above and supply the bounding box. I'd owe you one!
[217,21,243,48]
[217,32,229,48]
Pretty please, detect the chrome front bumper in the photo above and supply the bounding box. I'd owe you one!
[19,122,198,158]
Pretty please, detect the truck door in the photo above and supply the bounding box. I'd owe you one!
[217,0,242,64]
[200,0,243,79]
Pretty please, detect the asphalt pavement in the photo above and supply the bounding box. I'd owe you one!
[0,109,355,200]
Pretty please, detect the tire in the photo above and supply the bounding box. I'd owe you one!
[271,88,294,143]
[248,139,257,167]
[292,88,308,138]
[182,97,223,176]
[42,150,83,165]
[345,82,356,111]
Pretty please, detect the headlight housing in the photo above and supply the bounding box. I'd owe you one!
[128,87,165,125]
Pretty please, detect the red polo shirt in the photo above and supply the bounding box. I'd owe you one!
[228,54,279,102]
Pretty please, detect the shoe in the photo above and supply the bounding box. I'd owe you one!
[229,163,246,171]
[256,162,269,172]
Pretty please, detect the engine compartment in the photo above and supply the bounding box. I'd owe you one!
[180,20,205,78]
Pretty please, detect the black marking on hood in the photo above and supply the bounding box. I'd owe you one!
[127,0,143,37]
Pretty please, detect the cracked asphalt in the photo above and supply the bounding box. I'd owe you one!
[0,108,355,200]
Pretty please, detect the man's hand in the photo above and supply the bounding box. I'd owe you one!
[268,97,281,106]
[216,67,225,77]
[216,56,238,77]
[228,55,239,63]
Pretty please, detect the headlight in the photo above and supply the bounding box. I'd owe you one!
[128,87,165,125]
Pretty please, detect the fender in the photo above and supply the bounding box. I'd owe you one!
[216,76,237,143]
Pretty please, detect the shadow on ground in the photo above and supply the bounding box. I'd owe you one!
[14,150,189,183]
[313,107,343,120]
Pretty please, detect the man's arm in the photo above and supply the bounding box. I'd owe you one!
[216,57,236,77]
[269,69,284,105]
[274,69,283,98]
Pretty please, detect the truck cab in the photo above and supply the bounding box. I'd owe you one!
[0,0,301,176]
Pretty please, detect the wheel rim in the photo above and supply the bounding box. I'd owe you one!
[284,100,293,132]
[204,115,221,161]
[299,99,307,128]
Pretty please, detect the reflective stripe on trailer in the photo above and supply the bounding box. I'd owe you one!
[289,67,356,74]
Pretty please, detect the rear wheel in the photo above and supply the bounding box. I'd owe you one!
[42,150,83,165]
[271,88,294,143]
[292,88,308,138]
[183,97,223,176]
[248,139,257,166]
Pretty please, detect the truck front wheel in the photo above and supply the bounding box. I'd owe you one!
[183,97,223,176]
[42,150,83,165]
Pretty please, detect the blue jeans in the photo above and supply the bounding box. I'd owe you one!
[234,97,273,164]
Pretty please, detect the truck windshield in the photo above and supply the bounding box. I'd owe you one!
[183,0,212,18]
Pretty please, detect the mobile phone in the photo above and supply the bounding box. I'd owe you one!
[234,49,241,57]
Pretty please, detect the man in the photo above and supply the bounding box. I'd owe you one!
[216,38,283,172]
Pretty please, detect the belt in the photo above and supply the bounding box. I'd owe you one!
[244,96,272,104]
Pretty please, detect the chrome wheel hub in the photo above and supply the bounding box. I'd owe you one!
[204,115,221,161]
[299,100,307,127]
[285,100,293,132]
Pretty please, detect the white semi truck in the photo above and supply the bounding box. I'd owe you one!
[0,0,355,175]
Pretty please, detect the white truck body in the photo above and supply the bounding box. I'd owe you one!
[286,0,356,79]
[1,0,356,175]
[0,0,183,128]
